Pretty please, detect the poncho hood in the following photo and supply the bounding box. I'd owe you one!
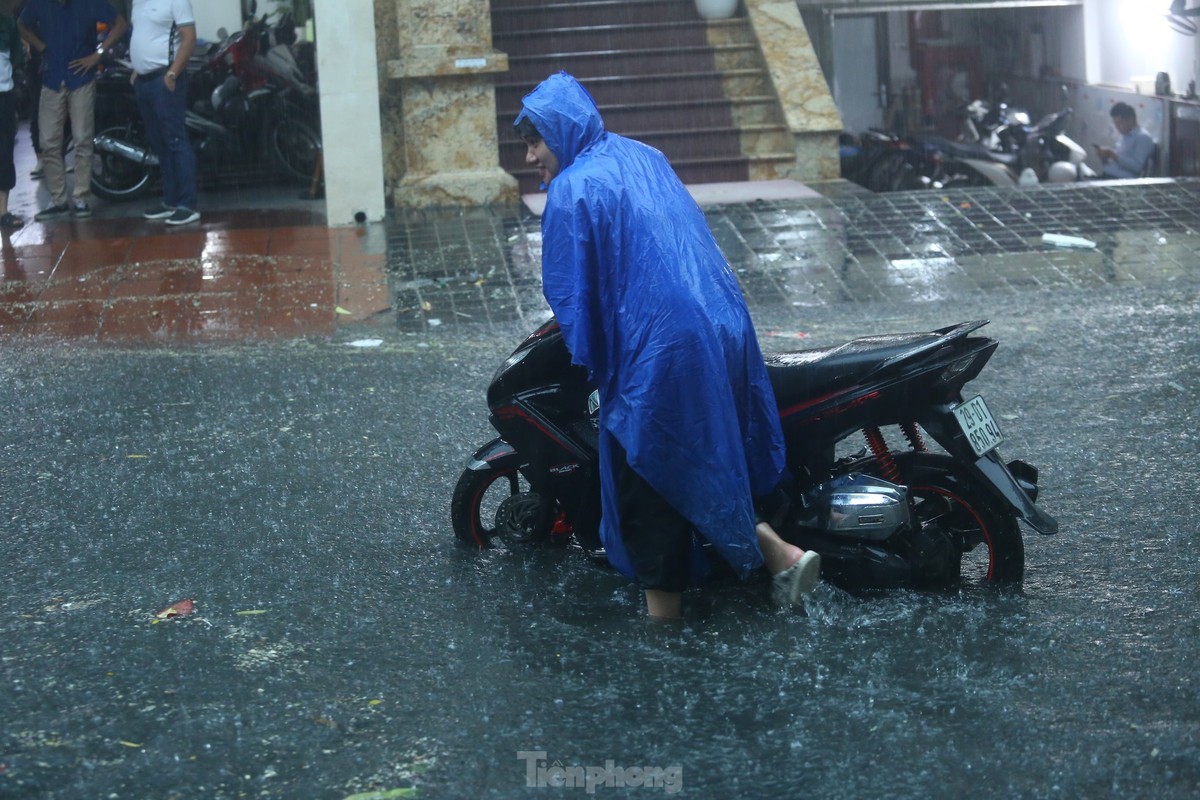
[514,71,605,175]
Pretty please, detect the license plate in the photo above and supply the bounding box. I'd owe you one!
[953,395,1004,457]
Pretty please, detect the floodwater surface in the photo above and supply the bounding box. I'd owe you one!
[1,283,1198,798]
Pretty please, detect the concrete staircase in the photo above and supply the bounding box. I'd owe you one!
[490,0,796,194]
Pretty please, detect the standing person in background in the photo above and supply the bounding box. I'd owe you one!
[131,0,197,226]
[14,0,44,179]
[18,0,127,220]
[0,0,23,228]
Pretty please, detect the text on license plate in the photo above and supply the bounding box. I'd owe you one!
[953,395,1004,456]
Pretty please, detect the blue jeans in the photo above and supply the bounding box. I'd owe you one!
[134,74,197,211]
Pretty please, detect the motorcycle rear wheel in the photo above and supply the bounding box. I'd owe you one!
[882,452,1024,586]
[451,455,554,548]
[90,124,155,202]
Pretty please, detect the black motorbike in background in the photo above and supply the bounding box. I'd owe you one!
[89,12,321,202]
[839,130,947,193]
[451,318,1058,593]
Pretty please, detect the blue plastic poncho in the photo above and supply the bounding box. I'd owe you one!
[516,72,787,583]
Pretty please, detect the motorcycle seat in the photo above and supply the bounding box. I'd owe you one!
[938,140,1020,167]
[764,331,944,406]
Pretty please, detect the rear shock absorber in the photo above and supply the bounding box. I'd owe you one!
[900,421,927,452]
[863,426,901,483]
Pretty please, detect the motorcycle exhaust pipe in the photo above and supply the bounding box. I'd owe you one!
[93,135,160,167]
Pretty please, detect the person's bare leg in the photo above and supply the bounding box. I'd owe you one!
[644,589,683,620]
[756,521,805,574]
[758,521,821,603]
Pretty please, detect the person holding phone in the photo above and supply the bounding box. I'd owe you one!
[1096,102,1155,179]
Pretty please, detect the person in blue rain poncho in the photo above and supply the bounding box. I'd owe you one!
[514,72,821,619]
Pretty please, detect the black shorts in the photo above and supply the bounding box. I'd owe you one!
[613,442,694,593]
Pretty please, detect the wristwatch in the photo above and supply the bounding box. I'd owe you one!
[166,70,177,80]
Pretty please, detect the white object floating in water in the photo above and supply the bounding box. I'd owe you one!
[346,339,384,348]
[1041,233,1096,249]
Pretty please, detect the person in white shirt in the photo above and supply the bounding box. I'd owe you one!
[130,0,198,225]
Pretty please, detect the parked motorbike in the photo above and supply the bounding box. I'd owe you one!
[839,130,946,193]
[925,90,1095,187]
[90,13,321,202]
[451,318,1058,593]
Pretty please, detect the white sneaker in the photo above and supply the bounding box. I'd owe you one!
[772,550,821,606]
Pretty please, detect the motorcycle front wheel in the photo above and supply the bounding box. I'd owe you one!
[266,115,322,183]
[450,452,554,549]
[90,124,156,202]
[885,452,1024,586]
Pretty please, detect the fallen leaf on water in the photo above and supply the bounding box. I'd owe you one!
[154,599,195,620]
[236,609,268,616]
[335,306,353,315]
[368,699,383,706]
[127,454,149,459]
[118,741,143,748]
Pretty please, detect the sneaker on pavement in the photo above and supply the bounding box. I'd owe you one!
[34,203,70,221]
[143,204,176,220]
[165,208,200,226]
[71,201,92,218]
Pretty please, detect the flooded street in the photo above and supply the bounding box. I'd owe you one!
[2,280,1198,798]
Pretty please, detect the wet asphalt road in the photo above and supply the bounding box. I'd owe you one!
[2,279,1199,799]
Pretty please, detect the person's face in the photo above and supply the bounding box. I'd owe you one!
[524,137,559,186]
[1113,114,1136,135]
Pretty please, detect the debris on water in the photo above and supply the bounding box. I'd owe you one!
[153,598,195,621]
[1041,233,1096,249]
[342,789,417,800]
[346,339,384,348]
[336,306,353,315]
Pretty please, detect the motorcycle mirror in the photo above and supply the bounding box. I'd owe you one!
[217,27,228,40]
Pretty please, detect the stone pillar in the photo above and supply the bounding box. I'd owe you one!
[744,0,843,182]
[386,0,518,207]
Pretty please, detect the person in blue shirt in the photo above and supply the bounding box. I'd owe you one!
[18,0,127,220]
[514,72,821,620]
[0,0,24,229]
[1097,102,1156,179]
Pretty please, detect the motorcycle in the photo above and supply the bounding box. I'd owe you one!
[90,12,321,202]
[451,318,1058,593]
[924,90,1096,188]
[839,130,946,193]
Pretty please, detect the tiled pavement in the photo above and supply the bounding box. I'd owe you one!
[386,178,1200,332]
[0,209,391,342]
[3,176,1200,343]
